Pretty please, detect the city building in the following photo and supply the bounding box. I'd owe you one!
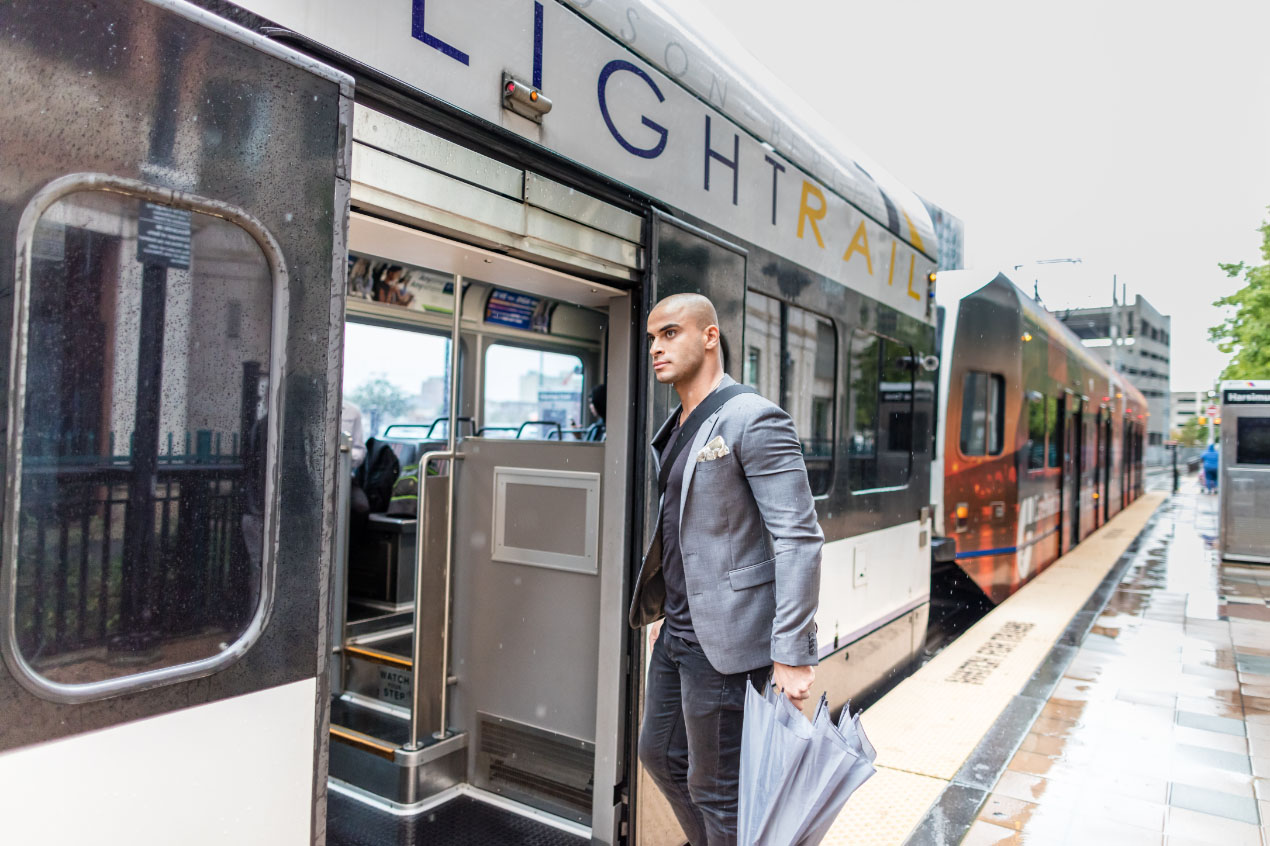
[1170,389,1206,433]
[1055,295,1171,464]
[921,197,965,271]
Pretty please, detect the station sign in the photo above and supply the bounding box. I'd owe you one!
[1224,390,1270,405]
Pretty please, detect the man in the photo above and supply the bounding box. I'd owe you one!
[630,293,823,845]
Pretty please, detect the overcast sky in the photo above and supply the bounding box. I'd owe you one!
[694,0,1270,392]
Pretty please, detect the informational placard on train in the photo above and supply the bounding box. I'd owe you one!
[377,667,411,706]
[136,202,191,269]
[485,288,553,333]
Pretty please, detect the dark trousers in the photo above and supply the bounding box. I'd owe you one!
[638,632,770,846]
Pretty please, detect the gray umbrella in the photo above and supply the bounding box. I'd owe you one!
[738,683,813,844]
[738,686,878,846]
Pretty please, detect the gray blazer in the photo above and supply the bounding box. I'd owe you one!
[628,375,824,674]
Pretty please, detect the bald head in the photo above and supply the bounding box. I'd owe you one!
[651,293,718,331]
[647,293,723,388]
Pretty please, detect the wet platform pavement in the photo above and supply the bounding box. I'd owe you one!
[961,482,1270,845]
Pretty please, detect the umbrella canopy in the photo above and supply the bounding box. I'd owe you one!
[738,684,878,846]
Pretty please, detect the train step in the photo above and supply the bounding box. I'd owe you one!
[341,629,415,709]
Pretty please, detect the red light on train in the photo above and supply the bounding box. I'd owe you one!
[506,81,517,93]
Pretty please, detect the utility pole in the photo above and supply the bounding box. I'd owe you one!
[1109,274,1118,375]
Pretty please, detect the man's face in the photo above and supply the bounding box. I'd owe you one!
[647,301,714,385]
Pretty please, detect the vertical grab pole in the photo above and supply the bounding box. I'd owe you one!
[437,274,463,737]
[406,275,463,750]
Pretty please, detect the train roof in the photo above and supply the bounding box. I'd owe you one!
[574,1,937,259]
[940,269,1149,411]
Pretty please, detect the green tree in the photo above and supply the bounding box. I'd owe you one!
[1211,214,1270,380]
[1172,416,1207,447]
[347,377,410,436]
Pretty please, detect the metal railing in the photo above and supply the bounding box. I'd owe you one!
[14,461,248,663]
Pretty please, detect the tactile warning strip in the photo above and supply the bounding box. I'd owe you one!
[820,492,1167,844]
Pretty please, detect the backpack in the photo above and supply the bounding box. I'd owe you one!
[387,463,419,516]
[356,438,401,513]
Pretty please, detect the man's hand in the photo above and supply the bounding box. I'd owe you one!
[649,619,664,646]
[772,662,815,711]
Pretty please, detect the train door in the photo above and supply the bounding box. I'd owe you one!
[1065,395,1083,550]
[325,99,641,843]
[1092,409,1104,529]
[634,212,749,846]
[1101,411,1112,522]
[0,2,351,843]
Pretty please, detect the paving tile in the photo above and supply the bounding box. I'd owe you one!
[1168,762,1259,800]
[1031,715,1079,737]
[1168,783,1260,824]
[959,819,1024,846]
[1172,743,1252,775]
[1175,709,1246,736]
[1081,791,1168,831]
[1065,815,1163,845]
[1173,691,1244,716]
[1164,806,1262,845]
[1117,689,1180,709]
[976,794,1040,831]
[1086,770,1171,805]
[1250,735,1270,757]
[1254,757,1270,778]
[1174,724,1251,754]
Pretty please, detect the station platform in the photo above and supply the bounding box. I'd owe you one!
[821,481,1270,845]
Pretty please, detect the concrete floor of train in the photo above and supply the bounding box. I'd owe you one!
[823,471,1270,846]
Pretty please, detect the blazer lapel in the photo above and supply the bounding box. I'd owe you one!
[678,374,739,524]
[650,405,681,478]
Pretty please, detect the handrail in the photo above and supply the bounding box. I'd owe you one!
[516,421,563,440]
[382,422,436,437]
[407,273,464,750]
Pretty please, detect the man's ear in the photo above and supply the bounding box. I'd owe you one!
[704,325,720,349]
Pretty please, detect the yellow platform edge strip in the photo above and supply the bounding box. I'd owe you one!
[821,492,1167,846]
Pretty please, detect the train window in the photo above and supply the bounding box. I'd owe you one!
[847,330,914,491]
[744,293,836,495]
[8,185,284,700]
[959,371,1004,457]
[1236,417,1270,465]
[1026,397,1047,470]
[1046,396,1061,467]
[344,322,451,438]
[484,344,584,431]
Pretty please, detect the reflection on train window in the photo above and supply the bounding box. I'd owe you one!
[1236,417,1270,465]
[744,292,836,495]
[847,330,914,492]
[960,371,1004,456]
[1026,396,1047,470]
[484,344,584,435]
[1046,396,1061,467]
[11,190,277,689]
[344,322,451,438]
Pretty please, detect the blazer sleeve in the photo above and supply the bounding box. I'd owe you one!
[734,402,824,666]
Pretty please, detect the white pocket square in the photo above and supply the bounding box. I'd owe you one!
[696,435,731,462]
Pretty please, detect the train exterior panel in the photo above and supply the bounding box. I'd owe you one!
[0,1,945,844]
[937,272,1147,604]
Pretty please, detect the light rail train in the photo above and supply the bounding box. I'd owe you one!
[933,271,1148,604]
[0,2,1142,845]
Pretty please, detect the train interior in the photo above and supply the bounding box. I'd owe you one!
[325,212,633,841]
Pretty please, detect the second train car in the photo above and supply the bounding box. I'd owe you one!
[933,271,1148,604]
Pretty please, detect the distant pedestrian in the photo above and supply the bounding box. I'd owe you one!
[1202,442,1219,493]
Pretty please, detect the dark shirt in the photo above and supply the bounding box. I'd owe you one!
[659,417,698,643]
